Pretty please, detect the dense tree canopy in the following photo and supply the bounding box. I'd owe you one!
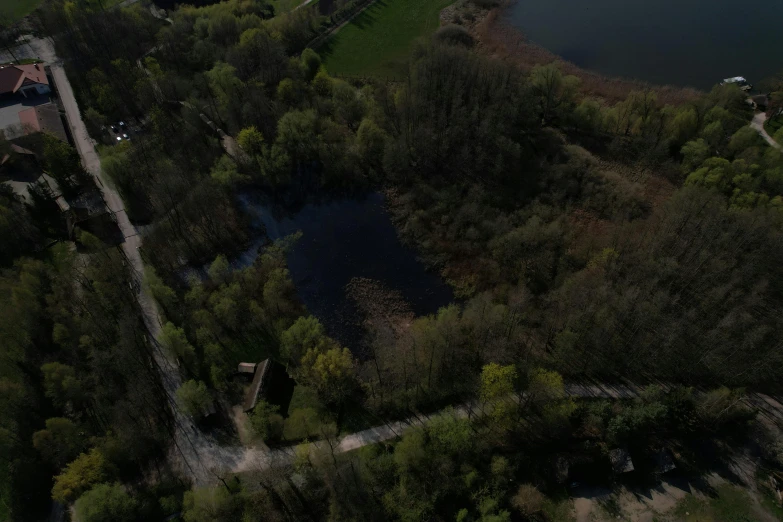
[2,0,783,518]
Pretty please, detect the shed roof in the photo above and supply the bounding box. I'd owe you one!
[609,448,635,473]
[18,103,66,141]
[243,359,270,412]
[238,362,257,374]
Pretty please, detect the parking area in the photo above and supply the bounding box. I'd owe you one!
[105,121,140,144]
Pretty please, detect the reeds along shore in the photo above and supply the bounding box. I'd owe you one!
[475,5,702,105]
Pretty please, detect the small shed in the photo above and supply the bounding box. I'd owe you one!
[237,362,257,374]
[609,448,635,474]
[243,358,270,412]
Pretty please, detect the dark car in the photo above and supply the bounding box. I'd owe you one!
[111,125,118,133]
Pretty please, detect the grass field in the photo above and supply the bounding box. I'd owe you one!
[320,0,454,79]
[272,0,307,14]
[765,115,783,137]
[0,0,43,22]
[674,485,764,522]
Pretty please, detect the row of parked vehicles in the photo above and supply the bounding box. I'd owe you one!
[110,120,130,142]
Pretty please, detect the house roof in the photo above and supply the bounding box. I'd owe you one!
[0,63,48,95]
[18,103,67,141]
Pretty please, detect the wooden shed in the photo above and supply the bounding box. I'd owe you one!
[243,359,270,412]
[237,362,257,374]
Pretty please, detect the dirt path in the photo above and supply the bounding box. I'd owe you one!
[750,112,781,150]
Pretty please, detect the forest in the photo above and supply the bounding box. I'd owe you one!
[2,0,783,520]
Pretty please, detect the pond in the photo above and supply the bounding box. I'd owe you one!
[504,0,783,89]
[239,192,454,352]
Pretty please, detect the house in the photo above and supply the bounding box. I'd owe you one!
[0,63,51,97]
[18,103,67,141]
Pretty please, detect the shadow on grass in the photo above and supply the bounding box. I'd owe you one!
[317,0,387,60]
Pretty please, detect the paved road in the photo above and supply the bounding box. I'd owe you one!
[750,112,781,150]
[40,36,238,485]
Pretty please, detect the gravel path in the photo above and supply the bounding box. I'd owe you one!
[750,112,781,150]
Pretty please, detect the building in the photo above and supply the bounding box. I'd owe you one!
[238,362,258,374]
[240,359,295,414]
[0,63,51,97]
[609,448,635,474]
[243,359,271,412]
[18,103,67,141]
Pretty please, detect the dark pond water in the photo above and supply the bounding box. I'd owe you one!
[239,192,453,351]
[505,0,783,89]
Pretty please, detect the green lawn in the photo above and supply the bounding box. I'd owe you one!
[765,115,783,137]
[320,0,454,79]
[674,485,765,522]
[272,0,306,14]
[0,0,43,22]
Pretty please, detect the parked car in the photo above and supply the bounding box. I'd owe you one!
[111,125,118,133]
[122,133,130,140]
[116,136,122,142]
[119,121,126,128]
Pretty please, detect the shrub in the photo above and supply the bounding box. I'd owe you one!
[433,25,474,48]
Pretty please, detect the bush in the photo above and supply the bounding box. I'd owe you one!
[175,380,213,419]
[433,25,474,48]
[283,408,322,441]
[248,400,284,442]
[74,483,138,522]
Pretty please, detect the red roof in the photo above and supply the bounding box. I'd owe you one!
[18,103,66,141]
[0,63,48,95]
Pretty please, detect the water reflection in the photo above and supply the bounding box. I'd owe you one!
[239,192,453,351]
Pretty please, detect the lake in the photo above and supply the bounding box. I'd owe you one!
[239,192,453,352]
[504,0,783,89]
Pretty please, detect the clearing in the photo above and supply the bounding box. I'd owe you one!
[320,0,453,78]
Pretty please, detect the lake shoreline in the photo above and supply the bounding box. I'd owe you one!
[236,189,454,354]
[466,1,703,105]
